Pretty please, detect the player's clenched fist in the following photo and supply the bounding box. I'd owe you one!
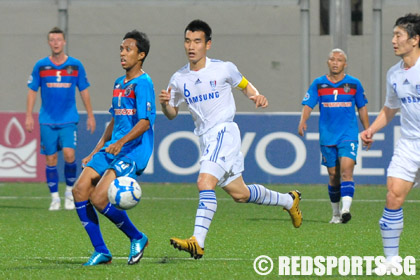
[159,87,171,105]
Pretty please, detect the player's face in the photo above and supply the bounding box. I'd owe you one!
[120,38,144,70]
[327,52,347,75]
[184,30,211,68]
[392,26,419,57]
[48,33,66,55]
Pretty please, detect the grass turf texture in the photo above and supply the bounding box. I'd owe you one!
[0,183,419,279]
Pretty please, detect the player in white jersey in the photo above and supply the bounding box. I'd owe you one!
[159,19,302,259]
[361,13,420,271]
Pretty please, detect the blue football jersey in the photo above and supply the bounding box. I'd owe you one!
[302,75,368,146]
[104,73,156,173]
[27,56,90,126]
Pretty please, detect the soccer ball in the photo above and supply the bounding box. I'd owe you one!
[108,177,142,210]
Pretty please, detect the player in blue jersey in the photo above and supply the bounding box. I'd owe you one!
[361,13,420,272]
[159,19,302,260]
[71,30,155,266]
[26,27,96,211]
[298,48,369,224]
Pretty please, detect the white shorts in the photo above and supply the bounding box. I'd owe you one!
[199,122,244,187]
[387,138,420,184]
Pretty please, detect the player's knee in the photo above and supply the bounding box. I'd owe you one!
[340,170,354,182]
[231,192,249,203]
[72,179,91,201]
[72,184,84,201]
[386,189,405,208]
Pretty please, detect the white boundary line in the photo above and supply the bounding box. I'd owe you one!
[30,256,251,262]
[1,196,420,203]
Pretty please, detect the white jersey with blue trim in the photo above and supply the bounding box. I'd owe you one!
[385,57,420,139]
[168,57,244,136]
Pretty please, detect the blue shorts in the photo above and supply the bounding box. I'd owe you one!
[40,124,77,155]
[86,151,138,178]
[320,141,358,168]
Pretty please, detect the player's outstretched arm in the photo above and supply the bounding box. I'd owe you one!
[298,105,312,137]
[360,106,398,151]
[25,89,37,133]
[241,82,268,108]
[159,87,179,120]
[80,89,96,134]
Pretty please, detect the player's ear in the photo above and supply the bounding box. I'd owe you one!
[412,35,420,48]
[138,52,145,61]
[206,39,212,51]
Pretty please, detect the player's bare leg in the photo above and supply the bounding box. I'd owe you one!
[224,176,302,228]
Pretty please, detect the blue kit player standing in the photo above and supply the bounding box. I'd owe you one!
[298,48,369,224]
[159,19,302,260]
[26,27,96,211]
[361,13,420,271]
[72,30,155,266]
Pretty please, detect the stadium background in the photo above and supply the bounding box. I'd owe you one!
[0,0,417,183]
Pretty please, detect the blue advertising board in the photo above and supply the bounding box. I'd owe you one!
[73,112,398,185]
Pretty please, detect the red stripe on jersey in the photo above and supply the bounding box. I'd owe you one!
[40,69,79,77]
[318,88,356,96]
[113,88,135,99]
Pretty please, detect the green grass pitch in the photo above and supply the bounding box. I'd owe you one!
[0,182,419,279]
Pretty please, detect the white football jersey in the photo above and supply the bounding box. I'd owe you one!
[385,57,420,139]
[168,57,244,136]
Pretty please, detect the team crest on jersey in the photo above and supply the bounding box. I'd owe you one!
[125,84,135,96]
[416,85,420,95]
[66,66,74,74]
[343,84,350,93]
[303,92,310,101]
[210,80,217,90]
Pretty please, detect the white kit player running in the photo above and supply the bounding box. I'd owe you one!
[361,13,420,271]
[159,19,302,259]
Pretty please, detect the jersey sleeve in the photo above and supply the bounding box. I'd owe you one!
[384,69,401,109]
[225,61,244,88]
[354,79,368,108]
[302,80,319,108]
[27,61,41,91]
[136,78,156,126]
[76,61,90,92]
[168,73,185,108]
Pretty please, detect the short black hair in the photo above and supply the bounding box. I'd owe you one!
[184,19,212,42]
[123,30,150,62]
[48,27,65,39]
[395,13,420,46]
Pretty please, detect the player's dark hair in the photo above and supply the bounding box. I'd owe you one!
[123,30,150,63]
[185,19,212,42]
[48,27,65,40]
[395,13,420,47]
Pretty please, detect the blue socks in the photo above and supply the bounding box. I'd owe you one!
[75,200,109,254]
[45,165,59,194]
[101,203,142,241]
[328,184,341,203]
[46,161,77,194]
[64,161,77,187]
